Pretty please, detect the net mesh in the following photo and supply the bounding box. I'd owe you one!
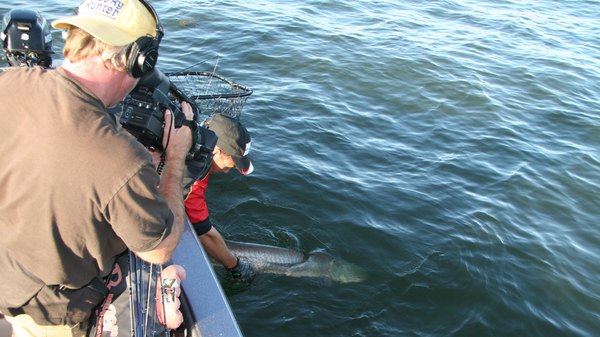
[166,71,252,120]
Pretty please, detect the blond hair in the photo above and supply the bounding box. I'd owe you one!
[62,27,130,72]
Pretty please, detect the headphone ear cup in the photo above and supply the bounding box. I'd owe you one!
[127,36,159,78]
[126,39,142,77]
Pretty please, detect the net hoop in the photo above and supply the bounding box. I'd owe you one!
[166,71,252,119]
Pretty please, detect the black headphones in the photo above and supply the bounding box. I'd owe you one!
[126,0,164,78]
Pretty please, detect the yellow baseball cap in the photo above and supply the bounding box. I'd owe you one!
[52,0,157,46]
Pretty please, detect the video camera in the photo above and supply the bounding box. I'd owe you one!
[120,68,217,178]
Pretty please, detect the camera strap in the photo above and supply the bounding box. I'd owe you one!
[181,119,197,131]
[181,119,198,147]
[156,156,166,176]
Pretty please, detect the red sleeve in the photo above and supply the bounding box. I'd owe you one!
[184,174,210,223]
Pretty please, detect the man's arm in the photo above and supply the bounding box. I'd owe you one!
[135,104,193,264]
[199,227,238,269]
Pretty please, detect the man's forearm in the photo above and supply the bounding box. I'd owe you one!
[135,157,186,265]
[157,157,187,256]
[135,107,193,264]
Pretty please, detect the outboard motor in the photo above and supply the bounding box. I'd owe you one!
[1,9,53,67]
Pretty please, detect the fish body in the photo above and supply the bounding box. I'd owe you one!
[224,240,366,283]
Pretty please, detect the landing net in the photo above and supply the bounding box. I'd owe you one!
[166,71,253,120]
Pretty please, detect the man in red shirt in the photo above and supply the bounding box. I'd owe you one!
[185,113,255,281]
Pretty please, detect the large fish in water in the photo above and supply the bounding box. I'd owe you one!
[224,240,366,283]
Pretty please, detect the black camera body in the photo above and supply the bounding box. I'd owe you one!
[121,68,182,151]
[120,68,217,179]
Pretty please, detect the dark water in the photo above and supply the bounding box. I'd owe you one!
[2,1,599,336]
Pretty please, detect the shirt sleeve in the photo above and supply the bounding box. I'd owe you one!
[107,162,174,252]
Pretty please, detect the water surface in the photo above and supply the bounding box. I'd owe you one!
[1,1,598,336]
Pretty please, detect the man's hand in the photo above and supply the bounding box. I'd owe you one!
[162,101,194,162]
[227,257,256,282]
[156,264,187,329]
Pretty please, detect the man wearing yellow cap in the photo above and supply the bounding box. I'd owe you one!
[0,1,193,336]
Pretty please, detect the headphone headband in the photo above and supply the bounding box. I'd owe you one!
[138,0,163,43]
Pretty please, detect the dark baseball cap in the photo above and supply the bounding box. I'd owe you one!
[207,114,254,175]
